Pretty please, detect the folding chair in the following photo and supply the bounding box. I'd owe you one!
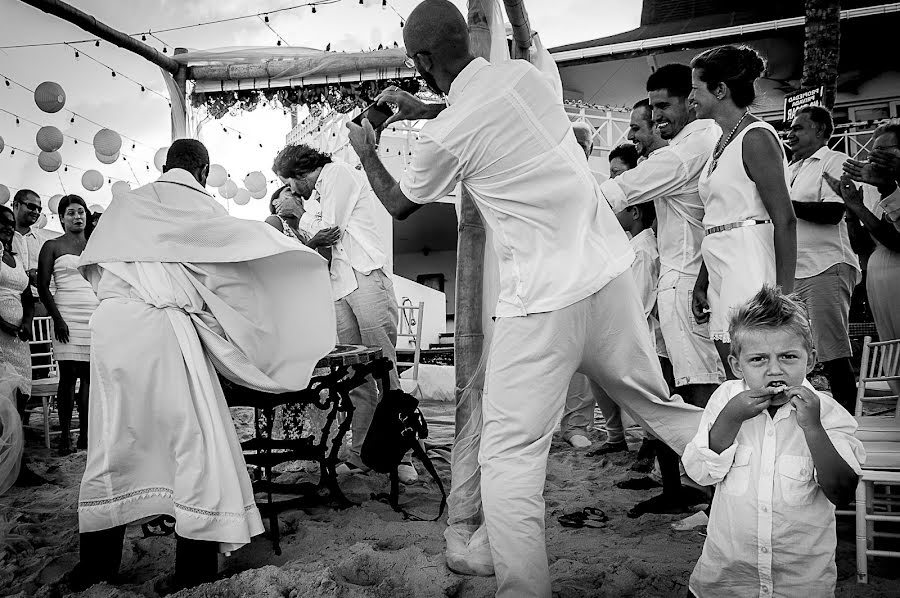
[25,316,60,449]
[397,301,424,394]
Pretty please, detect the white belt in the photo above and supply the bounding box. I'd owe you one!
[705,219,772,236]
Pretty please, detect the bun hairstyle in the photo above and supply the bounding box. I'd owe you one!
[691,45,767,109]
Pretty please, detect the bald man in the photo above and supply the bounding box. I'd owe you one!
[347,2,701,596]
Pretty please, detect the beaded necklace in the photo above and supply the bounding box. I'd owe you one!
[708,109,751,175]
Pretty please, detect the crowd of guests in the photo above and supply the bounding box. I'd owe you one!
[0,2,899,593]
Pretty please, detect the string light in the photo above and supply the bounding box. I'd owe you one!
[94,40,100,47]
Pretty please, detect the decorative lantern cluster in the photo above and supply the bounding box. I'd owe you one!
[207,164,227,187]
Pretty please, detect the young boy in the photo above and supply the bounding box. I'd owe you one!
[682,286,864,597]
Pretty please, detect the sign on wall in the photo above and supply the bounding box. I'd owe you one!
[784,86,826,122]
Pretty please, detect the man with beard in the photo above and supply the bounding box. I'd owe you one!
[597,65,726,519]
[346,2,703,596]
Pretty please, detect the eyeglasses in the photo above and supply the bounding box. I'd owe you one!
[22,202,42,213]
[404,50,431,69]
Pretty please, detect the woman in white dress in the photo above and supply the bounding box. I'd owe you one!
[0,205,34,491]
[37,195,98,455]
[688,45,797,377]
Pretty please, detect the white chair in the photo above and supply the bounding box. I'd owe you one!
[397,301,424,394]
[25,316,60,449]
[852,336,900,583]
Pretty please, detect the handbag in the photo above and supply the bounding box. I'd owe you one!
[361,388,447,521]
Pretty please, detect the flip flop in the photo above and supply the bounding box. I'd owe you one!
[558,507,609,529]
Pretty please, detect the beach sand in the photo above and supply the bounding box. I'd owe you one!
[2,399,898,597]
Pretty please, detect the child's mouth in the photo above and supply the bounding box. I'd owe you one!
[767,381,791,406]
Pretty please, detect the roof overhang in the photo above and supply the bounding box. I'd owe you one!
[551,3,900,66]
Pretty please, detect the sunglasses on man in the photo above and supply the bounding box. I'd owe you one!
[21,202,42,213]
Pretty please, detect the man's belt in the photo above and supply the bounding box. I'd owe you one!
[705,219,772,236]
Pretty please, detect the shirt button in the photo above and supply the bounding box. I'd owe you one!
[761,505,768,513]
[801,469,809,477]
[761,546,769,554]
[763,587,770,594]
[767,429,774,437]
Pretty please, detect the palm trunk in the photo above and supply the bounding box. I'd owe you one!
[801,0,841,110]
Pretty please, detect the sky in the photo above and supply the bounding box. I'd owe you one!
[0,0,642,230]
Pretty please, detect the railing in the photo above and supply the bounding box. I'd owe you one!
[564,105,631,157]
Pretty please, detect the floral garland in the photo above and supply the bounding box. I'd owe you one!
[191,77,424,119]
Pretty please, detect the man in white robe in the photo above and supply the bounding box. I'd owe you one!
[70,140,335,590]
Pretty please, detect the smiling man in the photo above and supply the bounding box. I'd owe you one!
[597,64,726,517]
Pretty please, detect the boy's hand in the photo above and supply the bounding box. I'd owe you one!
[723,389,774,423]
[787,386,823,432]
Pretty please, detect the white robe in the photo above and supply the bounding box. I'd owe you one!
[77,169,335,551]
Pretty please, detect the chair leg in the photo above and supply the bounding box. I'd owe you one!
[43,397,50,450]
[856,479,868,584]
[866,482,875,550]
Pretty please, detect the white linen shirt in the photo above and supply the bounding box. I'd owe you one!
[878,187,900,232]
[683,379,864,598]
[299,160,388,301]
[600,118,720,279]
[789,146,860,278]
[630,229,666,357]
[12,227,60,272]
[399,57,633,318]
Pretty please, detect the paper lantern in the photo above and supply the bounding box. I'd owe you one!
[38,150,62,173]
[34,81,66,113]
[0,136,4,154]
[93,129,122,156]
[243,171,267,193]
[207,164,227,188]
[218,179,238,199]
[234,188,251,205]
[250,188,268,200]
[34,213,48,229]
[36,126,64,152]
[82,170,104,191]
[111,180,131,197]
[89,204,104,214]
[49,194,62,213]
[0,184,9,205]
[154,147,169,172]
[96,150,119,165]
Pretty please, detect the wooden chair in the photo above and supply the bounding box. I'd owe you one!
[397,301,424,391]
[25,316,60,449]
[852,337,900,583]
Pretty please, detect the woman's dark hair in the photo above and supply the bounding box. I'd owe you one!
[272,144,332,180]
[691,45,767,109]
[0,205,16,251]
[609,143,639,170]
[270,185,290,215]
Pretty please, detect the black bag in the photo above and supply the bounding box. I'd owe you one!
[361,388,447,521]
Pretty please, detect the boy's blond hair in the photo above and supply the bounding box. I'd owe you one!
[728,286,814,357]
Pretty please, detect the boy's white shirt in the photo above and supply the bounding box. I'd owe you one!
[683,378,865,598]
[629,228,666,357]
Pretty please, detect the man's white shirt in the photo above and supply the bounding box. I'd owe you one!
[789,146,860,278]
[400,57,633,318]
[299,160,388,301]
[599,118,720,279]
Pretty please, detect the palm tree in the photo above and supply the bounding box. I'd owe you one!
[801,0,841,110]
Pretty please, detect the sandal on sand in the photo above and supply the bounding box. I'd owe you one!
[558,507,609,529]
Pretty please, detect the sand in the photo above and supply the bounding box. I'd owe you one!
[2,399,899,598]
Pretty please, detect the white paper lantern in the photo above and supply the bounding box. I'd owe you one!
[36,126,64,152]
[154,147,169,172]
[0,184,9,205]
[34,213,48,229]
[34,81,66,113]
[88,204,104,214]
[93,129,122,156]
[250,188,268,200]
[218,179,238,199]
[111,180,131,197]
[207,164,227,188]
[96,150,119,165]
[243,171,267,193]
[38,150,62,173]
[0,136,4,154]
[49,194,62,213]
[82,170,104,191]
[234,188,251,205]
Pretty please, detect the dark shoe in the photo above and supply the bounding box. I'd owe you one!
[630,456,655,473]
[558,506,609,529]
[627,492,693,518]
[587,440,628,457]
[76,435,87,451]
[615,476,662,491]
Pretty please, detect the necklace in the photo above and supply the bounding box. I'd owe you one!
[708,109,751,175]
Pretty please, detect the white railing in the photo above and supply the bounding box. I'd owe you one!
[564,105,631,157]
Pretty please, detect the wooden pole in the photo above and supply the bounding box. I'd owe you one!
[502,0,533,59]
[17,0,180,74]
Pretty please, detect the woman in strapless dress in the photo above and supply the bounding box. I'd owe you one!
[37,195,98,455]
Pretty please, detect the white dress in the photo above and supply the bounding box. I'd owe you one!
[0,249,28,494]
[698,120,790,342]
[51,253,99,361]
